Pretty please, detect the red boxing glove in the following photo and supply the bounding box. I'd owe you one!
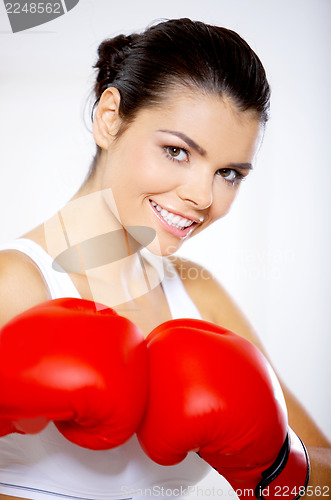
[0,298,148,450]
[137,319,310,499]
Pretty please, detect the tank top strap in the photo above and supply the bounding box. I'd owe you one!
[141,250,202,320]
[0,238,81,300]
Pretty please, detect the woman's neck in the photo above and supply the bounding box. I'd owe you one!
[40,186,162,307]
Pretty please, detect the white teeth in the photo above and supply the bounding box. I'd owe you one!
[166,212,175,223]
[151,201,162,212]
[150,200,194,230]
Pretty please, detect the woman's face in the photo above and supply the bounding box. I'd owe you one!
[100,88,264,256]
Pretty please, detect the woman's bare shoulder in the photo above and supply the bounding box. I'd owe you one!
[170,255,265,351]
[0,249,50,327]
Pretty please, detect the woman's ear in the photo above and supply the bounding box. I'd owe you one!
[93,88,122,150]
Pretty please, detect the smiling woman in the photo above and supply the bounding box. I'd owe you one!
[0,17,330,500]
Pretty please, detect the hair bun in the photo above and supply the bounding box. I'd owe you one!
[94,34,138,99]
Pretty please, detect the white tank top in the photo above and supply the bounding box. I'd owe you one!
[0,239,210,500]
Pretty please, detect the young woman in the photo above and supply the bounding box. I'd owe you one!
[0,18,330,500]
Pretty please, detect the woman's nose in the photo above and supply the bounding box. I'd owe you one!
[177,171,213,210]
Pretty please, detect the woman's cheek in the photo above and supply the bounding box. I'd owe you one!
[211,188,238,221]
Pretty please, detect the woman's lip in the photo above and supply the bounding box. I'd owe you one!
[149,199,202,224]
[149,201,197,238]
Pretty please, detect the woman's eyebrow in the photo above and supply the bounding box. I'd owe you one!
[228,162,253,171]
[157,129,207,156]
[157,130,253,170]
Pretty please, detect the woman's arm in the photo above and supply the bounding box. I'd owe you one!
[171,256,331,489]
[0,251,50,328]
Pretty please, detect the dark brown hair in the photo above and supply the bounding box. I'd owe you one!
[90,18,270,171]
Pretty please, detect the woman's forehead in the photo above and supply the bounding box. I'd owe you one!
[128,89,262,140]
[117,89,264,165]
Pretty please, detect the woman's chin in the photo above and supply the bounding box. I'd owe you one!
[144,238,182,257]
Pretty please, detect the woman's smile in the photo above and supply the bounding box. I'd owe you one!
[149,199,199,238]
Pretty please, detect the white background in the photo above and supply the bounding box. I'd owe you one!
[1,0,330,495]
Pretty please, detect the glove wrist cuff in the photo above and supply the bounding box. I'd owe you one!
[255,429,310,500]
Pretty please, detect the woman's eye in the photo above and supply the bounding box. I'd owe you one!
[217,168,243,185]
[164,146,188,162]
